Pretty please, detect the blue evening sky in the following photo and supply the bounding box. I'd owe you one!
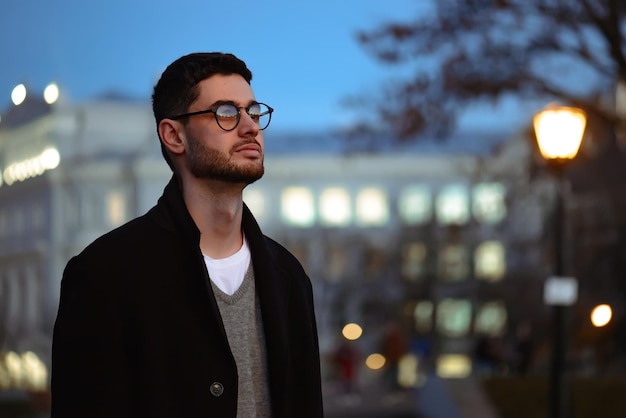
[0,0,537,134]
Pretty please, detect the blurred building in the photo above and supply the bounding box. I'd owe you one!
[0,93,559,393]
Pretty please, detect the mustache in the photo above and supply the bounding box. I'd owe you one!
[231,138,262,152]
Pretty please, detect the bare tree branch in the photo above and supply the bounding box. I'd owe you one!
[351,0,626,141]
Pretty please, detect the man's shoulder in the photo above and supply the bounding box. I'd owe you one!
[72,211,164,262]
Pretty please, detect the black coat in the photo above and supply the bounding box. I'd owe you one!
[51,176,324,417]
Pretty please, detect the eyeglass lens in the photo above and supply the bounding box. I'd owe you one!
[215,103,272,131]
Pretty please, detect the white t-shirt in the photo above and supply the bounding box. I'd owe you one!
[203,237,251,296]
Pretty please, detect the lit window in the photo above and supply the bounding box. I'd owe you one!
[398,354,419,388]
[438,244,469,282]
[473,183,507,224]
[436,184,469,225]
[243,188,266,220]
[281,187,315,227]
[414,300,434,333]
[436,298,472,337]
[474,301,507,336]
[319,187,351,227]
[475,241,506,281]
[402,242,427,281]
[107,191,126,227]
[436,354,472,378]
[356,187,389,226]
[398,185,431,225]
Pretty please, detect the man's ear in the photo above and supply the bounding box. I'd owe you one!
[158,119,186,156]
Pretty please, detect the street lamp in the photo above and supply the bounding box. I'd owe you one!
[534,103,587,418]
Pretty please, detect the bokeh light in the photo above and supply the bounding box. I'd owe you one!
[591,304,612,327]
[342,323,363,341]
[11,84,27,105]
[365,353,386,370]
[43,82,60,104]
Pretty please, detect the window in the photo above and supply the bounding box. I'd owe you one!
[473,183,507,224]
[107,191,126,227]
[436,298,472,337]
[319,187,351,227]
[355,187,389,226]
[398,185,431,225]
[414,300,434,333]
[474,301,507,336]
[401,242,428,281]
[436,184,469,225]
[281,187,315,227]
[438,244,469,282]
[243,188,267,220]
[436,354,472,378]
[474,241,506,281]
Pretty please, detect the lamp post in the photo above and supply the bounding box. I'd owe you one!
[533,104,587,418]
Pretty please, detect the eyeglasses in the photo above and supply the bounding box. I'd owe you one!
[169,102,274,131]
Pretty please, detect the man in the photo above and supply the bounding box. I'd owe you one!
[51,52,324,417]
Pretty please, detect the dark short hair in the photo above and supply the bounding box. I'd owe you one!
[151,52,253,170]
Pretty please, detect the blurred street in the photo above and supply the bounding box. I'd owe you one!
[323,373,500,418]
[325,387,420,418]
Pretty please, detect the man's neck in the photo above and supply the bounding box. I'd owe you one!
[181,175,246,259]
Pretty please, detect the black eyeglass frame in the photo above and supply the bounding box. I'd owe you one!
[167,102,274,132]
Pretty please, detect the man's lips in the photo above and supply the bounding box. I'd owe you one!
[233,142,262,156]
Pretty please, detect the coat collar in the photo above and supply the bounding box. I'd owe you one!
[150,174,291,404]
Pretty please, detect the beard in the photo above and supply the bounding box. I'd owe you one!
[185,133,264,185]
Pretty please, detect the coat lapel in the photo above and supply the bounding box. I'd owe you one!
[242,204,290,407]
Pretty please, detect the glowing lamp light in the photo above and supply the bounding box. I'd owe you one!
[590,304,612,327]
[11,84,27,106]
[533,104,587,161]
[44,82,60,104]
[341,323,363,341]
[2,147,61,186]
[365,353,386,370]
[40,147,61,169]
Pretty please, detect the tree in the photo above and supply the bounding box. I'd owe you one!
[352,0,626,142]
[353,0,626,371]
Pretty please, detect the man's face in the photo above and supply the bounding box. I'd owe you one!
[182,74,265,185]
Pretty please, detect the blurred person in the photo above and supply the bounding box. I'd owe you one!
[474,335,506,375]
[511,320,534,375]
[381,322,407,390]
[51,52,323,418]
[332,339,360,393]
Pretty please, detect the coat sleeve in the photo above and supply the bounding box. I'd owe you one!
[51,255,131,418]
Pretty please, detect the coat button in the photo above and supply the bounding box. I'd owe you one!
[210,382,224,397]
